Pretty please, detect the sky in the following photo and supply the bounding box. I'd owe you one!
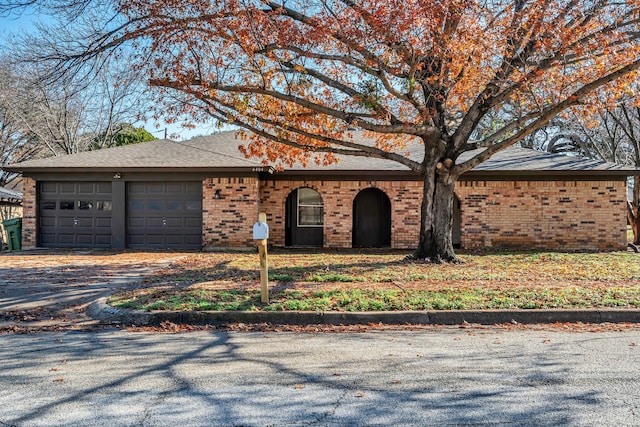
[0,8,216,141]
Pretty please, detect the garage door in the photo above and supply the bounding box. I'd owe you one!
[39,182,112,248]
[127,182,202,249]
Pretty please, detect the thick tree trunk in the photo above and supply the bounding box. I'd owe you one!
[415,169,460,263]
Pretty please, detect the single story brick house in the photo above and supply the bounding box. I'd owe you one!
[4,130,636,252]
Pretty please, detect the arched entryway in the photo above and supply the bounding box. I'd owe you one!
[352,188,391,248]
[285,187,324,247]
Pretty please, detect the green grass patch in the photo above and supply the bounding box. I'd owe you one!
[144,251,640,286]
[108,285,640,312]
[307,273,364,282]
[112,250,640,312]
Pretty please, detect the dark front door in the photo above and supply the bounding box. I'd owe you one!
[38,182,113,248]
[353,188,391,248]
[126,182,202,250]
[285,188,323,247]
[453,197,461,248]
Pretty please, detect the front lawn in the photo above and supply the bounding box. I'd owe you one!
[108,250,640,312]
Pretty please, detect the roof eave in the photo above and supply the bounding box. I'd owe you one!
[462,169,637,178]
[269,168,635,179]
[6,166,275,174]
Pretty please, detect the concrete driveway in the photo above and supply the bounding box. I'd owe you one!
[0,249,188,329]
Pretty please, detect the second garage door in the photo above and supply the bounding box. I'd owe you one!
[127,182,202,250]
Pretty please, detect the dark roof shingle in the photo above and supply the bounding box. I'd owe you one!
[5,130,637,176]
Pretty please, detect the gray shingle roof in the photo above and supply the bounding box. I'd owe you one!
[5,130,637,176]
[5,133,264,171]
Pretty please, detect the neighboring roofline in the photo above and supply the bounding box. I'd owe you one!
[0,186,23,205]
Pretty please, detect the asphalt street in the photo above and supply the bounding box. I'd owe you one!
[1,327,640,426]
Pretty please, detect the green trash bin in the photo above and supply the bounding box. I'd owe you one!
[3,218,22,251]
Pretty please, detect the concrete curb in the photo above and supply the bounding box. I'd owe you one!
[87,298,640,326]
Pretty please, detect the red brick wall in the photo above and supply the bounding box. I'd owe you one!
[260,180,422,248]
[455,179,627,251]
[19,175,627,251]
[258,178,627,251]
[21,177,37,249]
[202,177,259,248]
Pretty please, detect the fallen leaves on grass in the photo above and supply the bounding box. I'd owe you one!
[109,284,640,312]
[142,251,640,287]
[110,251,640,313]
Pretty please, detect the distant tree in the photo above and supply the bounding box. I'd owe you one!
[0,48,152,188]
[4,0,640,261]
[0,11,148,156]
[0,63,41,187]
[93,123,156,149]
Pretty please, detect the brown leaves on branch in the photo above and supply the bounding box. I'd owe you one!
[65,0,636,171]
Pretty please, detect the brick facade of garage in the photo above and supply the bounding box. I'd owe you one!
[20,177,37,249]
[202,177,260,248]
[19,176,629,252]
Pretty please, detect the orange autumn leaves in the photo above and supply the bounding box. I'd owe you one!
[116,0,639,171]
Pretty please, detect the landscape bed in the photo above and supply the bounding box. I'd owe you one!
[108,251,640,312]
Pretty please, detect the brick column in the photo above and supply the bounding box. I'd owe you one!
[202,177,259,248]
[21,177,37,249]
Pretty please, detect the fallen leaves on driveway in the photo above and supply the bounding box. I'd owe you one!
[0,250,190,329]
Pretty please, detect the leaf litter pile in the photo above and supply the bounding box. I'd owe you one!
[108,250,640,312]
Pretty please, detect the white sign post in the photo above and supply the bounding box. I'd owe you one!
[253,212,269,303]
